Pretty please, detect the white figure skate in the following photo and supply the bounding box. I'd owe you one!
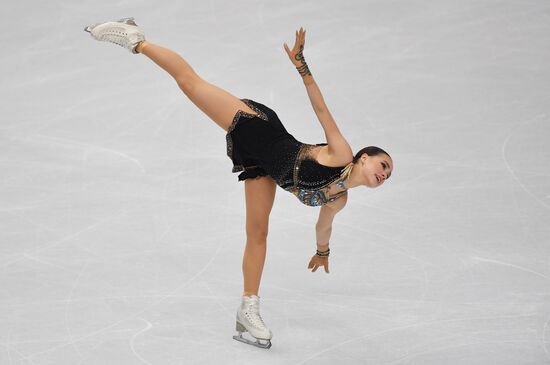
[84,17,145,54]
[233,295,273,349]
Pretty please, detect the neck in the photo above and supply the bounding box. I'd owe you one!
[344,162,365,189]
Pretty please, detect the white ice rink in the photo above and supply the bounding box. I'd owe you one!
[1,0,549,364]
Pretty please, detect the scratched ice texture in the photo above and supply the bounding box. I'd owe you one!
[0,0,549,364]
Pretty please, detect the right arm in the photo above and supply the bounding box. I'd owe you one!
[302,77,352,159]
[284,28,353,160]
[284,28,333,123]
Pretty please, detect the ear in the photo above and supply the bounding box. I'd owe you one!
[360,153,368,165]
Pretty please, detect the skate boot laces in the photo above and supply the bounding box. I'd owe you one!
[96,26,139,48]
[243,297,267,329]
[86,18,145,54]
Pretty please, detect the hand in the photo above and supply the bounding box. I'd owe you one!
[308,254,329,273]
[284,27,307,67]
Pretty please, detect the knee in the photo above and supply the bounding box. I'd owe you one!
[246,224,269,243]
[176,73,200,94]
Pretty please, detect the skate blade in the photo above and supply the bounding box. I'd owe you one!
[84,17,136,33]
[84,24,97,33]
[117,17,137,26]
[233,333,272,349]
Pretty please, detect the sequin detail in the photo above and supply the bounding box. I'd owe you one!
[285,144,354,207]
[226,99,269,173]
[223,99,353,207]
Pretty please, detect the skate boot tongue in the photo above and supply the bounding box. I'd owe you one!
[243,295,261,308]
[243,294,260,302]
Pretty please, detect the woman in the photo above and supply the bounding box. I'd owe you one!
[85,17,393,349]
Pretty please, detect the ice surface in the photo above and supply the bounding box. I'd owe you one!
[0,0,549,364]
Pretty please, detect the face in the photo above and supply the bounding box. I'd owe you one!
[359,153,393,188]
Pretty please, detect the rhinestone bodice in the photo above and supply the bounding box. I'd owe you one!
[225,99,352,207]
[283,143,353,207]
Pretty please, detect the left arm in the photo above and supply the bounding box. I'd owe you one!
[315,193,348,249]
[308,194,347,273]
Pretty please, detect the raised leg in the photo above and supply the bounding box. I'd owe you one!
[137,41,258,131]
[242,176,277,297]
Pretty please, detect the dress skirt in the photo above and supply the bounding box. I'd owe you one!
[226,98,297,182]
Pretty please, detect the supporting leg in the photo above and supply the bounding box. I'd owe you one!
[242,238,267,297]
[242,176,277,297]
[234,176,276,349]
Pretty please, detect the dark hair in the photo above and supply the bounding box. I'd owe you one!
[352,146,391,163]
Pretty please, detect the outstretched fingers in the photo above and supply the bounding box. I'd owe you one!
[294,27,306,51]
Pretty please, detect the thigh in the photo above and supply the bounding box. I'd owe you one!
[244,176,277,239]
[180,76,259,132]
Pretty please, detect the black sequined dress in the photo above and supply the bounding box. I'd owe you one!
[226,99,354,207]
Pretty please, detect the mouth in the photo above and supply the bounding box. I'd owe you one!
[375,175,380,184]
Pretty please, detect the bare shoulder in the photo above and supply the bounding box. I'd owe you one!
[317,145,353,167]
[325,132,353,164]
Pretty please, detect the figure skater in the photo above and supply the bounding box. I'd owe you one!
[84,17,393,349]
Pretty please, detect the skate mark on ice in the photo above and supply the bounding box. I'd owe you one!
[130,318,153,365]
[501,113,549,211]
[296,313,536,364]
[471,256,550,281]
[334,219,432,313]
[543,316,550,362]
[0,207,130,269]
[13,232,236,359]
[387,339,535,364]
[63,262,89,359]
